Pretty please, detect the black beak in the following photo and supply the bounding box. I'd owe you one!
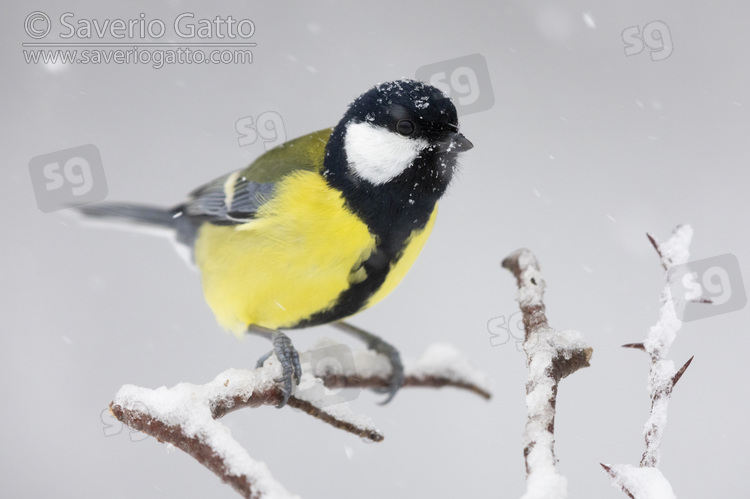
[440,132,474,152]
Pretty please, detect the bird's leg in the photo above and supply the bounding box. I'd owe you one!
[248,325,302,408]
[332,321,404,404]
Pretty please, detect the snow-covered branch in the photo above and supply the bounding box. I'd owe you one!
[602,225,695,499]
[109,340,491,499]
[502,249,593,499]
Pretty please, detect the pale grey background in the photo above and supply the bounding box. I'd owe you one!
[2,1,749,498]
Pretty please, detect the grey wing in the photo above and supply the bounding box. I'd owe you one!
[169,170,276,250]
[178,170,276,226]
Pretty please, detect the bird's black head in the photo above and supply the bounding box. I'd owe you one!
[323,79,472,244]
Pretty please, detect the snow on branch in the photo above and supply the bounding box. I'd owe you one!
[502,249,593,499]
[602,225,695,499]
[109,340,491,499]
[601,464,676,499]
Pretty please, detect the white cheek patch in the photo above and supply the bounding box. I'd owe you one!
[344,121,429,185]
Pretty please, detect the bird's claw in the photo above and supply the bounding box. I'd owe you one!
[255,331,301,408]
[368,338,404,405]
[332,322,405,404]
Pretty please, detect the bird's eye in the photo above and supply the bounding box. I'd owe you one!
[395,119,416,136]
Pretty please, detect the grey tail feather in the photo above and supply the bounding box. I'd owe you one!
[78,202,176,228]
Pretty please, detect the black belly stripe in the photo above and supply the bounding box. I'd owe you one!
[290,244,400,328]
[290,127,448,329]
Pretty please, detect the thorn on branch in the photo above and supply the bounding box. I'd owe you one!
[621,343,645,351]
[600,464,636,499]
[646,233,667,270]
[671,356,695,387]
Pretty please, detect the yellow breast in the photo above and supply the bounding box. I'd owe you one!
[194,170,437,336]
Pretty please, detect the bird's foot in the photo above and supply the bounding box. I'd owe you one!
[333,322,404,404]
[368,338,404,405]
[255,330,302,408]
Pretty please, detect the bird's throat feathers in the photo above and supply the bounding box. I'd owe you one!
[322,123,452,250]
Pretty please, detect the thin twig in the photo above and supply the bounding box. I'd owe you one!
[502,249,592,498]
[641,227,693,467]
[603,225,694,498]
[109,342,491,499]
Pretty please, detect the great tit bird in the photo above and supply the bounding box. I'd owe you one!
[79,79,473,407]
